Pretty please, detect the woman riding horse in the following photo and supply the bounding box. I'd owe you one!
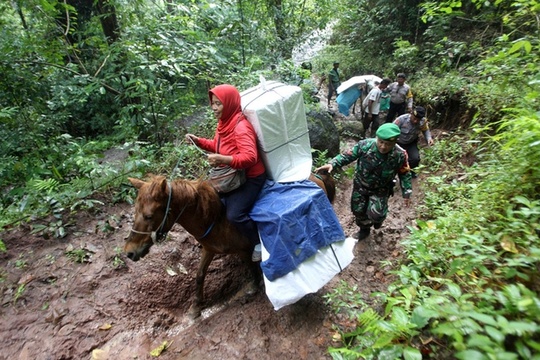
[185,84,266,262]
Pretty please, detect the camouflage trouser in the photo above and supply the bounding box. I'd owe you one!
[350,184,390,227]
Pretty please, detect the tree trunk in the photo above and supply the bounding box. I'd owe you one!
[96,0,120,44]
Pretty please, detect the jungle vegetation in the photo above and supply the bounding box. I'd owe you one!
[1,0,539,358]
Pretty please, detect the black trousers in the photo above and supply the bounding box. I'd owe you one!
[362,113,380,138]
[398,141,420,169]
[221,173,266,245]
[385,102,407,123]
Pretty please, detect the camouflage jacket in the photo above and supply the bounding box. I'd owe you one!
[331,139,412,198]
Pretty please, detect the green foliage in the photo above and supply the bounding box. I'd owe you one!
[312,149,332,169]
[14,256,27,270]
[13,284,26,304]
[1,1,540,357]
[391,39,421,74]
[327,107,540,358]
[324,280,367,317]
[65,247,90,264]
[111,247,126,269]
[326,0,426,77]
[31,219,67,239]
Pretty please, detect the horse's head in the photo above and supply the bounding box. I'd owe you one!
[124,176,173,261]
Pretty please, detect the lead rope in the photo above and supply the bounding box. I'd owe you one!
[328,244,343,272]
[186,136,210,156]
[129,153,186,243]
[184,135,223,239]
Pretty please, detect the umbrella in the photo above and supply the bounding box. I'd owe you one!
[337,75,383,94]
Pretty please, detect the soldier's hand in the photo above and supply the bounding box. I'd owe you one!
[315,164,333,174]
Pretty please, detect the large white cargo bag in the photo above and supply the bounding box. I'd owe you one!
[241,79,312,183]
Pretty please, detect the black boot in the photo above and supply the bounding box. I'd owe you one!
[357,227,371,240]
[373,222,383,229]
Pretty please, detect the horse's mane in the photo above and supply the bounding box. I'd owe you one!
[167,176,223,221]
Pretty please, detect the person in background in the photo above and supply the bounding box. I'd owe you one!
[327,62,341,107]
[362,78,392,137]
[185,84,267,261]
[385,73,413,123]
[315,123,412,240]
[379,88,391,114]
[394,106,434,177]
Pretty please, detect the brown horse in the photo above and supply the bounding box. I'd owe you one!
[124,171,335,318]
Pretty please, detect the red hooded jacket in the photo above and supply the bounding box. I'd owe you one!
[197,84,266,178]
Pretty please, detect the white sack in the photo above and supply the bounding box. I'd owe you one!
[337,75,383,94]
[262,237,356,310]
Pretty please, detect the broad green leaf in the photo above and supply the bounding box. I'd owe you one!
[507,321,538,335]
[467,333,495,348]
[455,349,488,360]
[391,306,410,326]
[515,340,532,360]
[525,339,540,351]
[410,306,438,328]
[403,346,422,360]
[464,311,498,326]
[485,325,505,342]
[446,283,462,299]
[500,235,518,253]
[373,333,395,349]
[377,346,403,360]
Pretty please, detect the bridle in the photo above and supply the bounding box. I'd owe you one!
[129,182,188,244]
[129,138,219,243]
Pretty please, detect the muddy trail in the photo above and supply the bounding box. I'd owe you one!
[1,86,425,359]
[0,160,423,360]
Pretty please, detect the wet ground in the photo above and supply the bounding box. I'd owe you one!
[0,164,420,359]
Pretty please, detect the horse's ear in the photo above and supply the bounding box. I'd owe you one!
[150,176,169,200]
[128,178,146,189]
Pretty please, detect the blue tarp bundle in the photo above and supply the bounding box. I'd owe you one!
[336,86,362,116]
[250,179,346,281]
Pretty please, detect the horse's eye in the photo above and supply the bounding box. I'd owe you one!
[143,215,153,220]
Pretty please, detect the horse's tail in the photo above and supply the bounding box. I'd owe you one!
[313,170,336,204]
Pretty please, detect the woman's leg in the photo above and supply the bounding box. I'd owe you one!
[222,173,266,245]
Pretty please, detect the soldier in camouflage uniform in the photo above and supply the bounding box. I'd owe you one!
[316,123,412,240]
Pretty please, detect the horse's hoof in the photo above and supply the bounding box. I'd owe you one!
[187,305,201,319]
[245,281,258,296]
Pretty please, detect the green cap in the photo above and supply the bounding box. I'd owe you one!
[376,123,401,141]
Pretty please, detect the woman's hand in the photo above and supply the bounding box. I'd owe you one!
[207,154,232,167]
[185,133,198,145]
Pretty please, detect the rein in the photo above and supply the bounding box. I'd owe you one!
[185,136,221,238]
[131,137,221,241]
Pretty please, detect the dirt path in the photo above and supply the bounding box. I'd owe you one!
[0,168,420,359]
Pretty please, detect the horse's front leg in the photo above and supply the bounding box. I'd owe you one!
[247,261,262,295]
[188,247,215,319]
[238,252,262,295]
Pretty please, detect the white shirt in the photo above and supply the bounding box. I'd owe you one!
[363,87,383,115]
